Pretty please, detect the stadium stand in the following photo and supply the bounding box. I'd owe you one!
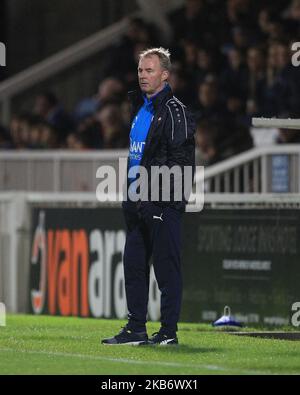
[0,0,299,165]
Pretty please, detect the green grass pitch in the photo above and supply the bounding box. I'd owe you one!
[0,315,299,375]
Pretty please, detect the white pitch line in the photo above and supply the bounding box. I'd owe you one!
[0,347,269,375]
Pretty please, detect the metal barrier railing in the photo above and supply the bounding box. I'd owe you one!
[195,145,300,193]
[0,150,128,192]
[1,145,300,193]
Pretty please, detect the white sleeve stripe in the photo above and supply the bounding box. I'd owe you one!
[172,96,188,139]
[166,103,174,140]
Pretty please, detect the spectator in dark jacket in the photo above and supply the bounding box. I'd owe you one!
[33,92,74,143]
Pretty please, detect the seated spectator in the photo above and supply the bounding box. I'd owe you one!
[169,68,194,106]
[258,8,274,39]
[33,92,74,143]
[195,119,219,166]
[120,100,133,131]
[230,26,252,55]
[73,77,125,123]
[221,48,247,98]
[195,47,218,85]
[28,116,44,149]
[26,116,59,149]
[221,48,247,123]
[264,42,300,117]
[2,0,300,155]
[168,0,209,44]
[95,103,128,149]
[284,0,300,37]
[66,133,90,150]
[76,116,103,149]
[276,43,300,117]
[103,17,159,86]
[39,122,58,149]
[277,128,300,144]
[244,46,266,123]
[180,39,198,82]
[196,79,231,124]
[10,113,32,149]
[195,118,253,166]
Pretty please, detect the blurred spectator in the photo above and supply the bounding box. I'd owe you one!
[120,100,132,130]
[13,113,31,149]
[221,47,247,99]
[39,122,58,149]
[277,128,300,144]
[275,43,300,117]
[195,47,218,85]
[196,79,230,123]
[195,118,253,166]
[27,116,59,149]
[28,116,44,149]
[289,0,300,20]
[76,117,103,149]
[258,8,273,38]
[169,0,208,43]
[103,17,159,86]
[66,133,78,149]
[231,26,252,54]
[284,0,300,36]
[66,133,89,150]
[195,119,219,165]
[263,42,286,116]
[221,48,248,125]
[33,92,74,143]
[95,103,128,149]
[182,39,198,78]
[169,68,194,106]
[74,77,125,123]
[264,42,300,117]
[244,46,266,121]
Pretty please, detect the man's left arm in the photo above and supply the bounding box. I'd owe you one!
[165,102,196,205]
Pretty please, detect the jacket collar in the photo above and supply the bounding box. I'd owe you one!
[128,83,173,112]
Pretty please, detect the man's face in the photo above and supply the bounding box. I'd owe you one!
[138,55,168,97]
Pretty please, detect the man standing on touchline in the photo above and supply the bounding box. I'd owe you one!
[102,47,195,346]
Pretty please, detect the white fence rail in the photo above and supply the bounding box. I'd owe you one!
[1,145,300,193]
[0,150,128,192]
[196,145,300,193]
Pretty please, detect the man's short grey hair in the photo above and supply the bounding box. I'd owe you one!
[139,47,172,72]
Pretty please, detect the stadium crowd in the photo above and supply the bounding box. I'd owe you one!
[1,0,300,165]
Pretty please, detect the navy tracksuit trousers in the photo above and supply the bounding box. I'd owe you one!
[123,205,182,335]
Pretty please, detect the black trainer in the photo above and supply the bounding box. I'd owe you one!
[148,330,178,346]
[101,326,148,346]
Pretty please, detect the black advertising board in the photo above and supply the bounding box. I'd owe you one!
[29,207,300,326]
[29,208,160,320]
[182,208,300,326]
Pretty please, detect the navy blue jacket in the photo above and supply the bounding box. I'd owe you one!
[124,84,196,212]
